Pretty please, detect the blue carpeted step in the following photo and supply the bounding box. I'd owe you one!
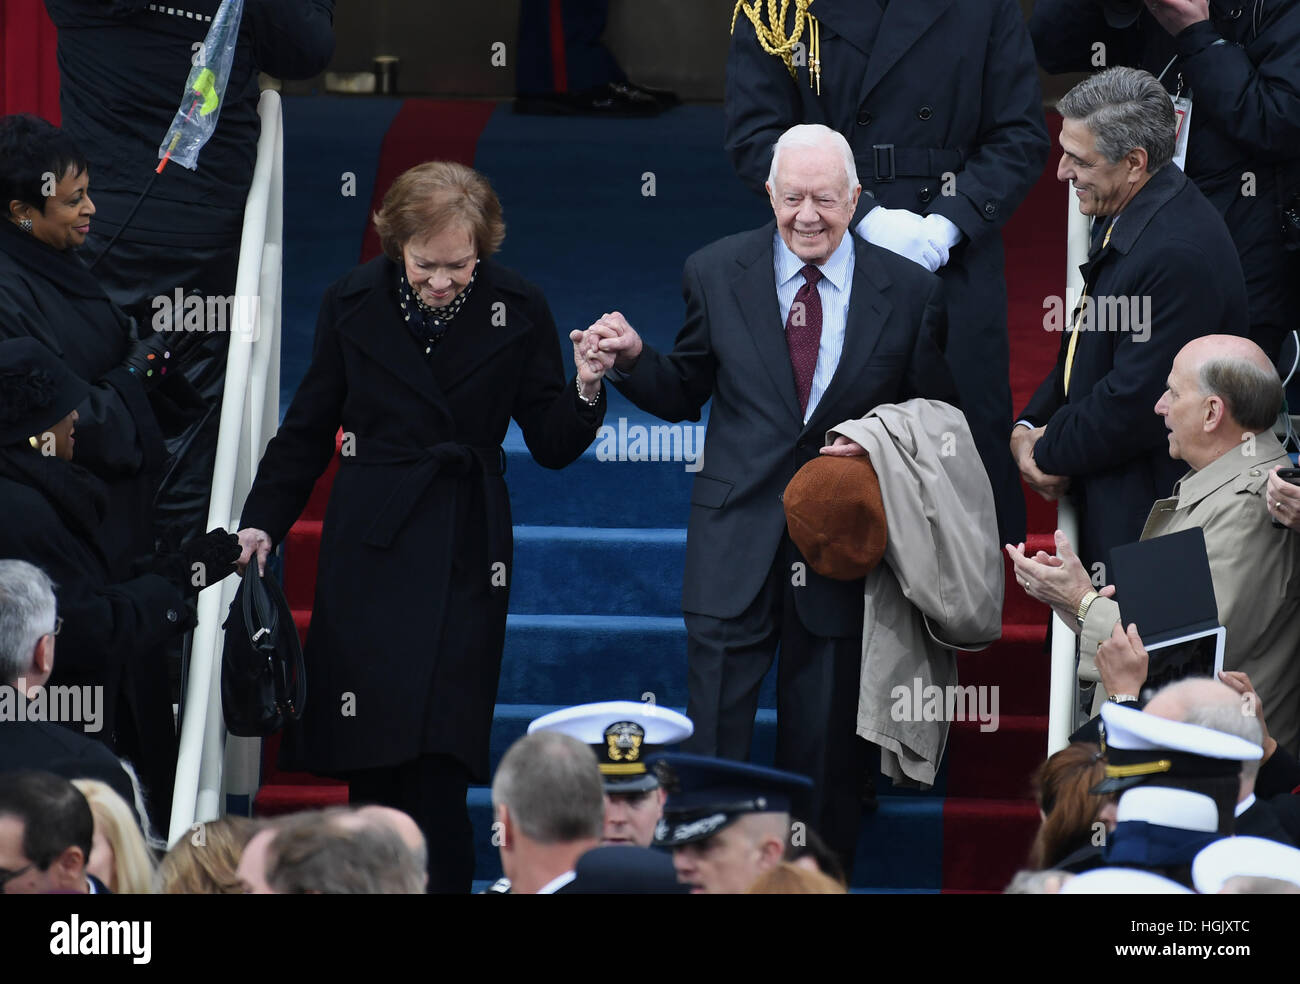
[464,785,948,890]
[510,527,685,616]
[499,614,695,705]
[504,419,702,528]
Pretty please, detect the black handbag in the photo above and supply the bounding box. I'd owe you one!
[220,564,305,737]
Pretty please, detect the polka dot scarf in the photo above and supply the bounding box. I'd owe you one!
[397,261,479,355]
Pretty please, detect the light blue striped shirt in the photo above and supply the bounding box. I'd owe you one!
[774,229,855,424]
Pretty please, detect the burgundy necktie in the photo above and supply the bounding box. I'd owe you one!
[785,264,823,414]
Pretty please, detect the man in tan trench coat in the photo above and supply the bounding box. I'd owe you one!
[1008,335,1300,756]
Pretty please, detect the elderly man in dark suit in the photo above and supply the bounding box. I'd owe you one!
[1013,66,1246,579]
[575,123,959,864]
[724,0,1050,544]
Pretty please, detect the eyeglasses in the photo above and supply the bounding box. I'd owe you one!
[0,863,35,891]
[48,617,63,638]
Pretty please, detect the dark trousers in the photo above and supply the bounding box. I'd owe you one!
[346,754,475,894]
[683,536,868,869]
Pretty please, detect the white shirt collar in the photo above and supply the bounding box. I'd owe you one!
[773,227,854,292]
[535,870,576,895]
[1235,793,1257,818]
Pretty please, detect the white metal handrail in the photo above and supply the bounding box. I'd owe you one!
[1046,193,1094,756]
[169,88,284,845]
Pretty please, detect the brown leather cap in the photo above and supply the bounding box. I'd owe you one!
[783,455,888,580]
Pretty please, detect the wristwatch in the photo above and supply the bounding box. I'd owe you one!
[1076,589,1100,627]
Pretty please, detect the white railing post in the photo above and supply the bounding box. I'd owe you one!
[169,89,283,845]
[1046,192,1094,757]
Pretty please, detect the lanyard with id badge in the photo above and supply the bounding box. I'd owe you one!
[1158,55,1192,172]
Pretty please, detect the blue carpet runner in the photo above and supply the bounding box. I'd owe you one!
[257,96,1065,892]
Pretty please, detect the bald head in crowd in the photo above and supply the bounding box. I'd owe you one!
[1143,678,1264,803]
[1156,335,1283,471]
[235,806,426,894]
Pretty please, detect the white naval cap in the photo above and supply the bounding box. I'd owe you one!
[1192,836,1300,894]
[1115,786,1221,833]
[528,701,694,792]
[1093,701,1262,794]
[1060,868,1194,895]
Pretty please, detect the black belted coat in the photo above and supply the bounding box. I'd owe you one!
[239,256,602,780]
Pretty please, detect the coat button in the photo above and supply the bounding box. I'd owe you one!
[917,106,933,121]
[983,200,998,217]
[166,609,179,623]
[918,187,933,204]
[1250,469,1262,477]
[856,109,872,126]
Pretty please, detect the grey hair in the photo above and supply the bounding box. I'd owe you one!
[1057,66,1176,172]
[491,732,603,844]
[1182,699,1264,785]
[1198,358,1284,432]
[266,810,425,894]
[768,123,860,195]
[0,560,56,686]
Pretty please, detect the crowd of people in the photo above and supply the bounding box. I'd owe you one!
[3,0,1300,895]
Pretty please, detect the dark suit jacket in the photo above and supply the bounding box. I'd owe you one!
[1019,164,1247,571]
[613,223,958,637]
[725,0,1049,539]
[0,721,135,806]
[1030,0,1300,356]
[240,257,602,780]
[1235,796,1300,847]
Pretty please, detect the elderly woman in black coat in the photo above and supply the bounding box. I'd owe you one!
[236,161,607,893]
[0,114,206,566]
[0,338,239,830]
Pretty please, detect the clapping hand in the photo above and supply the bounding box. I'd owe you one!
[1005,529,1113,633]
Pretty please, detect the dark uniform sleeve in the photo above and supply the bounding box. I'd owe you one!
[1028,0,1141,74]
[246,0,337,80]
[611,258,718,424]
[924,0,1051,245]
[239,285,347,544]
[510,286,606,470]
[1172,14,1300,159]
[1256,743,1300,798]
[723,11,805,199]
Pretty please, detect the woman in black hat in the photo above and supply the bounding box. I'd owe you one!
[0,114,207,568]
[0,337,239,828]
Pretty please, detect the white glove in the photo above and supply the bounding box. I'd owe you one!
[921,213,963,256]
[857,206,944,272]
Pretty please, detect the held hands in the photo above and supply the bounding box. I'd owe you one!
[568,310,644,390]
[1005,529,1114,633]
[1010,425,1071,501]
[858,207,959,273]
[236,528,272,577]
[1147,0,1210,36]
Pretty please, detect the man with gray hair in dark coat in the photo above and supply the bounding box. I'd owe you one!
[1013,66,1247,579]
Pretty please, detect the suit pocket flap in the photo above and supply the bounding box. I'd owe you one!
[691,475,733,509]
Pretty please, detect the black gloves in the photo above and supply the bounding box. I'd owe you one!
[156,529,242,597]
[121,292,216,389]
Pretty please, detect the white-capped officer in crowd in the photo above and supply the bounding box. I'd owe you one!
[1193,835,1300,893]
[1091,700,1262,888]
[648,754,815,894]
[528,700,693,847]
